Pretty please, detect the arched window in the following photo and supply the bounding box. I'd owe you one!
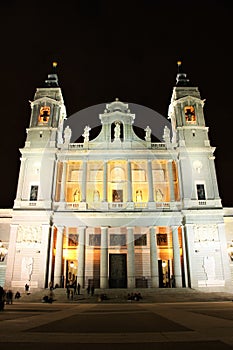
[38,106,50,124]
[110,167,125,182]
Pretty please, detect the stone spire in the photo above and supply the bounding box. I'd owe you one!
[44,61,59,87]
[176,61,190,86]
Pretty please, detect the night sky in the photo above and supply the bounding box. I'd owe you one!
[0,0,232,208]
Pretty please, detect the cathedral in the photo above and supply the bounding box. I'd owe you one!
[1,63,233,292]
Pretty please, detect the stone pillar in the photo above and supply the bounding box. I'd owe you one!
[103,161,108,202]
[60,161,67,202]
[168,160,175,201]
[127,161,132,202]
[147,160,154,202]
[47,225,55,287]
[172,226,182,288]
[180,225,188,288]
[15,158,26,201]
[77,227,86,288]
[150,227,159,287]
[54,226,64,287]
[81,160,87,202]
[5,224,18,288]
[100,227,108,288]
[127,227,135,288]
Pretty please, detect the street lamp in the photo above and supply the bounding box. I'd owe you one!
[0,240,8,262]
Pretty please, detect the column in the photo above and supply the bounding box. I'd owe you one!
[127,161,132,202]
[77,227,86,287]
[47,225,55,287]
[147,160,154,202]
[54,226,64,287]
[100,227,108,288]
[172,226,182,287]
[180,225,188,288]
[15,157,26,201]
[150,227,159,287]
[81,160,87,202]
[168,160,175,201]
[60,161,67,202]
[103,161,108,202]
[127,227,135,288]
[5,224,18,288]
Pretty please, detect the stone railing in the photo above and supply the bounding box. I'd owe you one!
[68,143,84,149]
[151,143,166,149]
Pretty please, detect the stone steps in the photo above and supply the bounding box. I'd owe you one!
[12,287,233,304]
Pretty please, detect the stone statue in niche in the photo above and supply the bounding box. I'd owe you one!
[82,125,91,143]
[144,126,151,142]
[73,189,80,202]
[114,122,121,140]
[136,190,143,202]
[93,190,100,202]
[155,188,164,202]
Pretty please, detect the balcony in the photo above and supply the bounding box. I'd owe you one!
[53,201,177,211]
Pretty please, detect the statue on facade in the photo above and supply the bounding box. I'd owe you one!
[144,126,151,142]
[22,256,33,281]
[64,126,72,144]
[82,125,91,143]
[73,189,80,202]
[155,188,164,202]
[163,126,171,143]
[114,122,121,140]
[93,190,100,202]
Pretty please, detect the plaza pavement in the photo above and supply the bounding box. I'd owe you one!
[1,288,233,349]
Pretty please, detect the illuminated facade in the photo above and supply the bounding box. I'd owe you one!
[2,65,233,292]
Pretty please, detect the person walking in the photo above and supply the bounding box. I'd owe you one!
[91,285,95,296]
[0,286,5,311]
[87,284,91,295]
[6,290,13,304]
[77,283,81,295]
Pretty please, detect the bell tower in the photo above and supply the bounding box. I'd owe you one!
[14,63,66,209]
[26,62,66,148]
[168,61,222,208]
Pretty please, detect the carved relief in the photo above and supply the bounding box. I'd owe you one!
[193,160,203,173]
[17,226,42,244]
[194,224,218,242]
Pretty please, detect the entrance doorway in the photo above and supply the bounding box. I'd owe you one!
[158,259,171,288]
[109,254,127,288]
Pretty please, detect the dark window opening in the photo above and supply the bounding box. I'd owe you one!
[30,185,38,201]
[134,234,147,246]
[197,184,206,200]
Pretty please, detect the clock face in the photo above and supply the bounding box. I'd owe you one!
[184,106,196,124]
[38,106,50,124]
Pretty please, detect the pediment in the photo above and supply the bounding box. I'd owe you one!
[173,95,205,106]
[30,96,61,106]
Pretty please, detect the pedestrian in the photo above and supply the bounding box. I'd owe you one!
[15,291,21,299]
[49,281,53,291]
[87,284,90,295]
[0,286,5,311]
[6,290,13,304]
[91,285,95,296]
[25,283,29,293]
[77,282,81,295]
